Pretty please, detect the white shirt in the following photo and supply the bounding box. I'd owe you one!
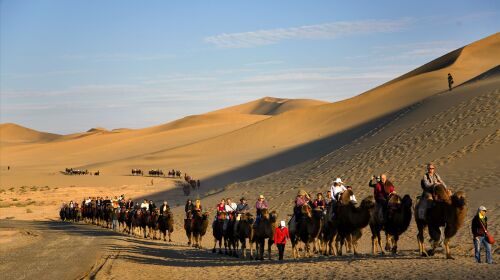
[225,202,237,212]
[140,202,149,209]
[330,184,357,202]
[330,184,347,201]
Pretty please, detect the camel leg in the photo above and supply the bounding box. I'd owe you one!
[392,236,398,255]
[444,238,453,259]
[168,231,172,242]
[212,238,217,253]
[268,240,273,260]
[385,233,392,252]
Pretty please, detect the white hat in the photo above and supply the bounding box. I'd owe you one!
[334,178,343,184]
[478,206,487,212]
[280,220,286,227]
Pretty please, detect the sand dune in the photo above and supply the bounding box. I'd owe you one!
[207,96,328,116]
[0,123,61,146]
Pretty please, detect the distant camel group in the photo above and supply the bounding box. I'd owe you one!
[130,168,182,178]
[62,168,99,176]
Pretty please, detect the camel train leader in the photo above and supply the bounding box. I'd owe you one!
[472,206,494,264]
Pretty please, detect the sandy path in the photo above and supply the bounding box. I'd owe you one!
[0,220,116,280]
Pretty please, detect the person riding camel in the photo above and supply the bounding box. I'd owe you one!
[313,193,326,212]
[160,200,170,215]
[369,174,395,221]
[185,199,194,217]
[255,194,268,226]
[294,189,310,220]
[236,197,250,214]
[421,163,447,196]
[418,163,447,219]
[194,199,202,212]
[140,199,149,211]
[216,199,226,221]
[330,178,357,204]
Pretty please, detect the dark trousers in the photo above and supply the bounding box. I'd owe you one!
[277,243,285,260]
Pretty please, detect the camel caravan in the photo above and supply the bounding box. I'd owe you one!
[61,168,100,176]
[59,163,467,261]
[130,168,183,178]
[60,196,175,242]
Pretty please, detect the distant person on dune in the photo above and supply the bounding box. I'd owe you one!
[448,73,454,91]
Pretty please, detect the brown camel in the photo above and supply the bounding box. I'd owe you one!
[384,194,412,254]
[236,213,254,259]
[212,212,226,254]
[415,185,466,259]
[336,191,376,255]
[184,212,193,246]
[252,209,278,260]
[192,211,209,249]
[292,205,324,258]
[320,204,340,256]
[158,210,174,242]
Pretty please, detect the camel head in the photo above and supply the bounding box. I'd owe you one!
[269,210,278,223]
[360,195,375,209]
[451,191,466,208]
[261,208,270,219]
[339,189,354,205]
[402,194,412,208]
[301,204,312,218]
[388,193,401,205]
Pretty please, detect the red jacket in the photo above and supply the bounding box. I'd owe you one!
[274,227,290,244]
[374,181,395,202]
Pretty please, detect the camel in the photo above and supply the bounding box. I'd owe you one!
[384,194,412,254]
[158,211,174,242]
[320,204,340,256]
[292,205,324,258]
[212,212,226,254]
[336,191,375,255]
[192,211,209,249]
[252,209,278,260]
[415,185,466,259]
[184,212,193,246]
[147,210,159,239]
[236,213,254,259]
[224,215,238,257]
[369,201,386,255]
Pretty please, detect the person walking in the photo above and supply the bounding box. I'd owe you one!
[274,220,290,260]
[448,73,454,91]
[471,206,493,264]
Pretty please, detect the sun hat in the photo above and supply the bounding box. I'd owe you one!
[297,189,307,196]
[280,220,286,227]
[259,195,264,199]
[478,206,487,212]
[334,178,343,184]
[240,197,246,202]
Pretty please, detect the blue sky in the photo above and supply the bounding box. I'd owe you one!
[1,0,498,133]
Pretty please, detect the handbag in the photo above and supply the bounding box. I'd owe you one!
[479,219,496,245]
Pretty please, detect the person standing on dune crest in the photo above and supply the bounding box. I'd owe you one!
[448,73,454,91]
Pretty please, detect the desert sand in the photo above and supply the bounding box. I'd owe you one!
[0,33,499,279]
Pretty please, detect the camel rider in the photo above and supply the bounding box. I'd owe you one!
[369,174,395,221]
[140,199,149,211]
[325,191,332,208]
[185,199,194,217]
[194,199,202,212]
[330,178,357,204]
[236,197,250,214]
[313,193,326,213]
[148,200,156,213]
[418,163,447,219]
[223,198,237,231]
[294,190,310,217]
[160,201,170,215]
[255,195,268,225]
[216,199,226,221]
[421,163,447,196]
